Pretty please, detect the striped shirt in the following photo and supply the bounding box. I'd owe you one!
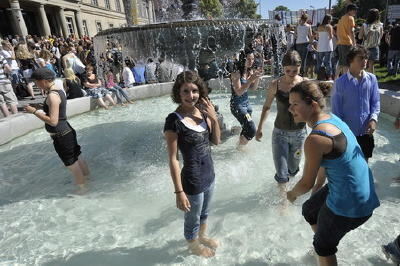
[0,54,11,84]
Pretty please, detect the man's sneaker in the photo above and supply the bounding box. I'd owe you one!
[382,242,400,265]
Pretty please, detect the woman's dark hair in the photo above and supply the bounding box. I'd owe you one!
[321,14,332,26]
[366,8,380,25]
[282,50,302,67]
[171,71,208,104]
[346,45,369,65]
[290,80,332,109]
[234,49,253,77]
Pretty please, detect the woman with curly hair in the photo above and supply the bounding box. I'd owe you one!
[164,71,220,257]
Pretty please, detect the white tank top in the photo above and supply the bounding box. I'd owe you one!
[317,31,333,52]
[296,24,310,44]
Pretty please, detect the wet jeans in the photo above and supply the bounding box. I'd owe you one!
[230,102,256,140]
[272,127,306,183]
[184,181,215,240]
[317,51,333,76]
[108,85,131,104]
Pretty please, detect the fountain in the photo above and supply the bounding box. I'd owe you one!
[93,0,287,81]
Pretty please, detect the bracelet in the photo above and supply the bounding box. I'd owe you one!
[33,109,37,115]
[174,190,183,194]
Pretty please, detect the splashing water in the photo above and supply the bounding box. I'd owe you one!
[0,89,399,265]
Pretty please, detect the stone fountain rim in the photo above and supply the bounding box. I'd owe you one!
[94,19,275,37]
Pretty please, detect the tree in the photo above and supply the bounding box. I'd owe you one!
[274,5,289,11]
[235,0,261,19]
[199,0,223,18]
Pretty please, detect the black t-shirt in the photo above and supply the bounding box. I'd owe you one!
[390,26,400,50]
[66,78,84,99]
[164,112,215,195]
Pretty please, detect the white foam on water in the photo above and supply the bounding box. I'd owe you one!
[0,91,399,265]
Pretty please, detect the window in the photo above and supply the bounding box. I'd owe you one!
[66,17,75,35]
[115,0,121,12]
[82,20,89,36]
[105,0,110,9]
[96,22,102,33]
[91,0,98,6]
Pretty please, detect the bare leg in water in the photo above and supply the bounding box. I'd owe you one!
[187,238,215,257]
[67,160,87,192]
[199,223,219,249]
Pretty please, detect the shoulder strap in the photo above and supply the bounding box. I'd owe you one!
[310,130,334,138]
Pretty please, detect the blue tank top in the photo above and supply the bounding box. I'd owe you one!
[314,114,380,218]
[230,78,249,106]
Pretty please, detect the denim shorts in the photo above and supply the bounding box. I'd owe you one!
[272,127,306,183]
[184,181,215,240]
[368,47,379,61]
[302,185,371,256]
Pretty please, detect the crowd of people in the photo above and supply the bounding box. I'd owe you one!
[283,4,400,80]
[1,4,400,266]
[0,34,182,117]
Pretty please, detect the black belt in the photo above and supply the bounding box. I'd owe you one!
[50,129,73,139]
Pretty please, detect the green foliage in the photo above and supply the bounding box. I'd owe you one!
[332,0,386,23]
[235,0,261,19]
[199,0,223,18]
[274,5,290,11]
[331,0,347,21]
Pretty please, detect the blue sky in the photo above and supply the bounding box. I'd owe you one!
[257,0,332,18]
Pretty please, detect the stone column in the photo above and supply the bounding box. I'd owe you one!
[38,4,51,37]
[58,7,68,38]
[74,10,84,38]
[9,0,28,37]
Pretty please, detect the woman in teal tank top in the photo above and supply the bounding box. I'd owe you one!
[286,80,380,266]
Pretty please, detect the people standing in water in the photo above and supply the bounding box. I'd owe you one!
[24,68,89,190]
[230,50,263,147]
[331,46,380,162]
[256,50,306,186]
[286,80,380,266]
[164,71,221,257]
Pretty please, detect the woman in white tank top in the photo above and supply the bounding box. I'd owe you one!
[316,14,334,80]
[295,13,313,75]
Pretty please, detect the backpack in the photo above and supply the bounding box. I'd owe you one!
[363,23,381,49]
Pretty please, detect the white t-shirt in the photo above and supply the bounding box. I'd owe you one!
[122,66,135,87]
[0,50,19,70]
[296,24,311,44]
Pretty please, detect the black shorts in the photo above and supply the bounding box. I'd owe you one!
[338,45,351,66]
[52,129,82,166]
[302,185,371,257]
[356,134,375,159]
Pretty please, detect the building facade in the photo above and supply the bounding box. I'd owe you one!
[129,0,156,25]
[0,0,127,39]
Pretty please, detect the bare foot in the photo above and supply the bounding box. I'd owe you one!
[188,240,215,257]
[199,237,219,249]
